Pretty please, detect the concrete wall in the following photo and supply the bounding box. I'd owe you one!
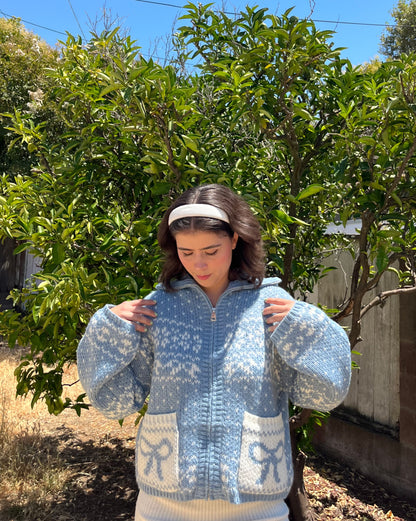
[313,252,416,505]
[314,412,416,504]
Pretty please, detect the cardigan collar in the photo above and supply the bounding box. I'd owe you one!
[156,276,281,293]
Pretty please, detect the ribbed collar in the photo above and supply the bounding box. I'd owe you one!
[155,276,281,293]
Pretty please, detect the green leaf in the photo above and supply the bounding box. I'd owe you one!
[359,136,376,147]
[181,134,199,152]
[391,192,402,208]
[376,247,389,272]
[271,209,295,225]
[296,184,325,201]
[151,182,171,196]
[293,107,314,121]
[13,242,31,255]
[52,242,66,266]
[369,181,385,191]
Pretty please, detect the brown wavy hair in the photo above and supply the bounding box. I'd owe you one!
[158,184,266,290]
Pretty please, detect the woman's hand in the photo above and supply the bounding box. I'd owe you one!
[110,299,157,333]
[263,298,295,332]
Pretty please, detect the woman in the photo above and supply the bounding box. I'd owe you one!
[77,184,351,521]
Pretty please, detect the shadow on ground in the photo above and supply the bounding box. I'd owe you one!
[0,426,137,521]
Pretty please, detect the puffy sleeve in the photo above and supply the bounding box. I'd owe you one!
[77,304,154,420]
[270,300,351,412]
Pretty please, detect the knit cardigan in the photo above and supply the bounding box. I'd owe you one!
[77,277,351,504]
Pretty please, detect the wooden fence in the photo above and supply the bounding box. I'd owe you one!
[0,238,40,304]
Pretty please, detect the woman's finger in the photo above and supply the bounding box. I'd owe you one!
[263,298,294,331]
[111,299,156,325]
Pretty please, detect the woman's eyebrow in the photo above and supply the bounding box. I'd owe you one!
[178,243,222,251]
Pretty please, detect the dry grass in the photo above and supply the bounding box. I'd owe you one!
[0,347,73,520]
[0,343,137,521]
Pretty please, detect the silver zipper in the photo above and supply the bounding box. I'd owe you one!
[211,308,216,321]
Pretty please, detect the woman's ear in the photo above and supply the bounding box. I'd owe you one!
[232,232,239,249]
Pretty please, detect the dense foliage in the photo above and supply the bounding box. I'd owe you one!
[0,17,58,177]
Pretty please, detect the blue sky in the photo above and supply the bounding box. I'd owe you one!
[0,0,396,65]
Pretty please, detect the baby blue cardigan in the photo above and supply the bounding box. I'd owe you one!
[77,277,351,505]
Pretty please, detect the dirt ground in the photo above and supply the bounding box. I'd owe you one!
[1,342,416,521]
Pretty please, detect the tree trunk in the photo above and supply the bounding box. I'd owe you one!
[285,450,315,521]
[285,409,315,521]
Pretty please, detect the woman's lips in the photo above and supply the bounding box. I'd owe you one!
[196,274,211,281]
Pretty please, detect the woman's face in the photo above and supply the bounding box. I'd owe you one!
[175,230,238,305]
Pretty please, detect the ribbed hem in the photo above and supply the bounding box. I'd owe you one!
[135,491,289,521]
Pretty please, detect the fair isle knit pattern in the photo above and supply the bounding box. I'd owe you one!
[77,277,351,505]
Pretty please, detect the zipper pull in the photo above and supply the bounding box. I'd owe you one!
[211,309,216,321]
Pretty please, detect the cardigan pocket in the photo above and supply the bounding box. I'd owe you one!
[136,412,180,493]
[237,411,289,495]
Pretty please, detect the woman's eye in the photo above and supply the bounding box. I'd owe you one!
[206,250,218,256]
[181,252,193,257]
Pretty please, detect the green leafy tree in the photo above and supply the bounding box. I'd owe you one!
[176,5,349,296]
[330,56,416,344]
[380,0,416,58]
[0,27,203,415]
[0,17,58,176]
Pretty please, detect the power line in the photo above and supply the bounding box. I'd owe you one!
[0,7,167,61]
[313,19,393,28]
[135,0,185,8]
[67,0,86,39]
[0,9,66,36]
[134,0,395,29]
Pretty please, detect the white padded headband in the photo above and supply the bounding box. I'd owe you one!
[168,204,230,226]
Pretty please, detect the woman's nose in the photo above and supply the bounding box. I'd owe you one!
[194,256,207,269]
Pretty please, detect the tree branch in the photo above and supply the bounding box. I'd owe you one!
[360,285,416,319]
[380,132,416,214]
[289,408,312,430]
[364,251,403,293]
